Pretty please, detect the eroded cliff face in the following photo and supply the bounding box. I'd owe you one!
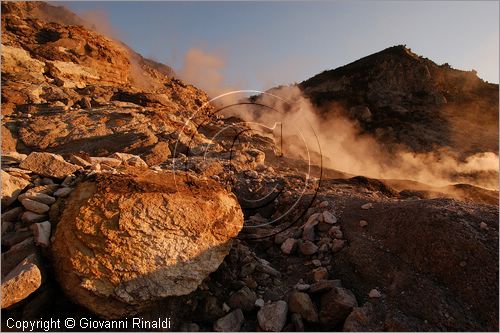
[1,1,212,159]
[299,45,499,156]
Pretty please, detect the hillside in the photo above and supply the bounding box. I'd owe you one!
[300,45,499,157]
[1,2,498,332]
[1,0,209,159]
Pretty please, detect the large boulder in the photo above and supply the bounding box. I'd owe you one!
[51,168,244,318]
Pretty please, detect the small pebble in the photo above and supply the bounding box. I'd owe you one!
[322,211,337,224]
[368,289,381,298]
[361,203,373,209]
[318,201,329,208]
[295,283,310,291]
[222,302,231,312]
[328,226,343,239]
[480,222,488,230]
[360,220,368,227]
[255,298,265,308]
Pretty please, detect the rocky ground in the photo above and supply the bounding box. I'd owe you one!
[1,1,499,332]
[1,144,498,331]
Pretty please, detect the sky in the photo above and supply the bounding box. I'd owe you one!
[61,1,499,91]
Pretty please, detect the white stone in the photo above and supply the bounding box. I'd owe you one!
[368,289,381,298]
[18,192,56,205]
[305,212,322,228]
[1,170,30,207]
[322,211,337,224]
[295,283,310,291]
[257,300,288,332]
[213,309,244,332]
[318,201,329,208]
[361,203,373,210]
[30,221,51,247]
[222,302,231,312]
[255,298,265,308]
[328,226,343,239]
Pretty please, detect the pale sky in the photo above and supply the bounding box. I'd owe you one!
[62,1,499,91]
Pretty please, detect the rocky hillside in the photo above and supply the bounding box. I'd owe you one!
[300,45,499,156]
[1,2,498,332]
[1,1,210,160]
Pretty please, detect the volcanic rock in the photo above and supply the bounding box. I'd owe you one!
[227,286,257,312]
[361,203,373,210]
[213,309,244,332]
[280,238,297,255]
[328,226,343,239]
[19,152,80,179]
[1,238,37,278]
[311,267,329,282]
[18,192,56,205]
[299,45,499,157]
[30,221,51,247]
[1,230,33,248]
[257,300,288,332]
[322,211,337,224]
[142,141,171,166]
[51,168,244,318]
[1,170,30,206]
[288,291,318,323]
[319,287,358,328]
[21,198,50,214]
[1,207,23,223]
[1,151,27,165]
[107,153,148,168]
[69,155,91,167]
[331,239,345,253]
[299,240,318,256]
[1,223,14,236]
[343,302,384,332]
[21,211,47,224]
[368,289,381,298]
[291,313,305,332]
